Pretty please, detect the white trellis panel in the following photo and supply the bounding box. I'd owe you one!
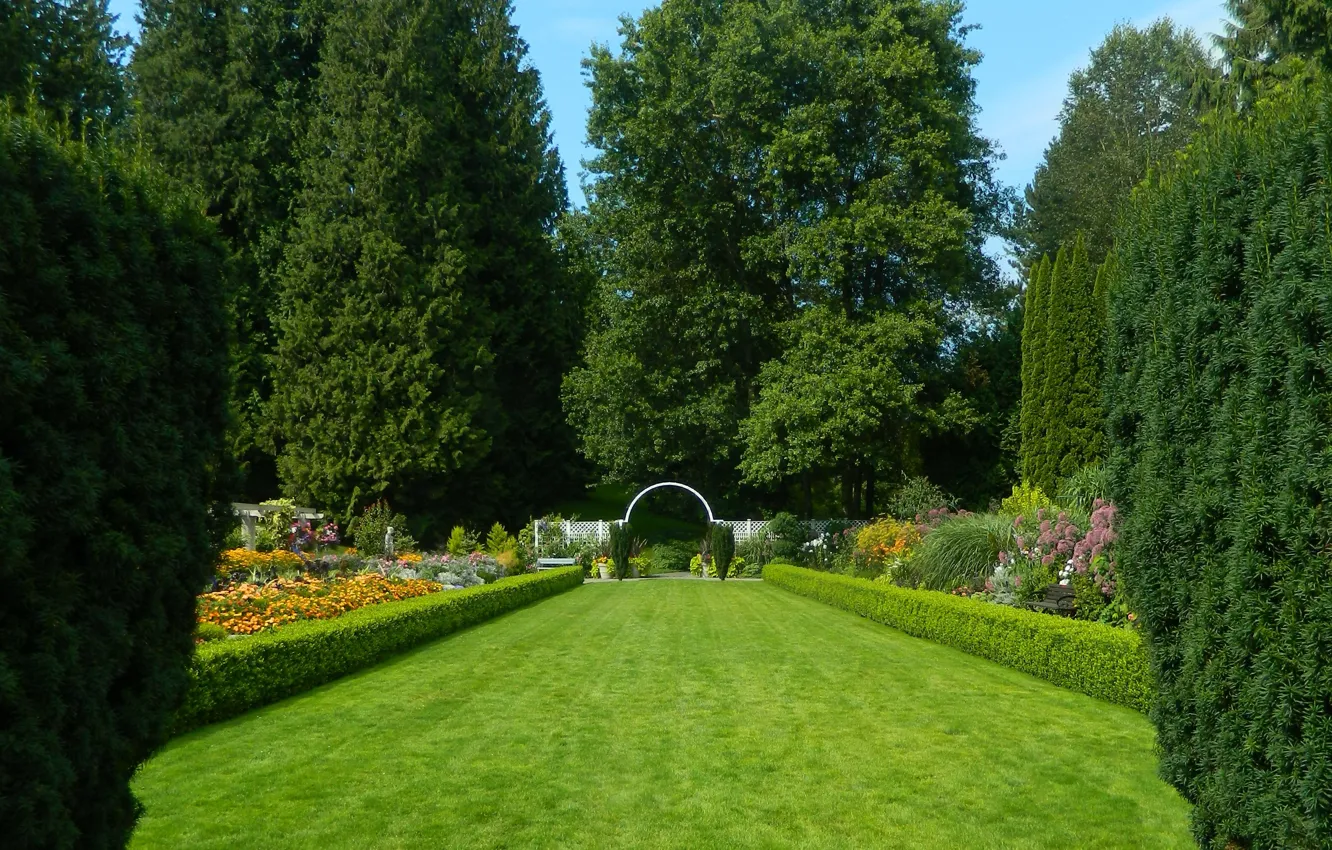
[716,519,869,543]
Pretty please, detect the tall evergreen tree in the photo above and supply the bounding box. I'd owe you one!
[1038,237,1100,488]
[0,0,128,132]
[1019,255,1052,487]
[269,0,578,537]
[1016,20,1215,266]
[1216,0,1332,105]
[132,0,330,496]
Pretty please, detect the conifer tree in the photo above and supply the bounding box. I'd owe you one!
[269,0,578,535]
[1019,256,1052,487]
[1053,235,1103,479]
[133,0,330,495]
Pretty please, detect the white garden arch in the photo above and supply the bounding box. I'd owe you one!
[621,481,715,526]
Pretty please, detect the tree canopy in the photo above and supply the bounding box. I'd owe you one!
[566,0,1009,511]
[1016,20,1214,266]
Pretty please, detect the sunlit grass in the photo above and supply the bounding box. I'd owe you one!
[132,581,1190,849]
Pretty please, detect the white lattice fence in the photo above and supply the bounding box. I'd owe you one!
[535,518,870,553]
[719,519,869,542]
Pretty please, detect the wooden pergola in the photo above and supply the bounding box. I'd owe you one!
[231,503,324,550]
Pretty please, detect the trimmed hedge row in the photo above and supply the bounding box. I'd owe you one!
[175,567,583,733]
[763,564,1151,711]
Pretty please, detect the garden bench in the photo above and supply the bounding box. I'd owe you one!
[536,558,577,571]
[1025,583,1076,616]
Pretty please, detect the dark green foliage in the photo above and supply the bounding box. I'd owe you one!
[764,565,1150,711]
[1019,256,1052,488]
[565,0,1007,503]
[1021,237,1105,493]
[918,308,1024,510]
[1016,20,1215,265]
[0,110,231,848]
[0,0,128,132]
[711,524,735,580]
[739,307,975,516]
[1041,234,1103,482]
[1106,83,1332,847]
[350,500,414,557]
[648,541,694,574]
[882,475,955,521]
[132,0,330,494]
[1217,0,1332,105]
[609,522,632,580]
[176,568,583,733]
[765,512,806,562]
[269,0,582,534]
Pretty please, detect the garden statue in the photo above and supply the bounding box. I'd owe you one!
[385,525,395,558]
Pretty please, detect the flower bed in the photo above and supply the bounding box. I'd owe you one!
[198,574,442,635]
[176,567,584,734]
[216,548,304,578]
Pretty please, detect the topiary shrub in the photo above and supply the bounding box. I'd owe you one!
[766,511,806,562]
[711,524,735,580]
[0,108,231,848]
[609,521,632,580]
[1105,82,1332,848]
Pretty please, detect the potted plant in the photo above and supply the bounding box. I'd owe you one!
[593,556,612,580]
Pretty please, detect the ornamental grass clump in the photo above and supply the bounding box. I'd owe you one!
[911,512,1016,591]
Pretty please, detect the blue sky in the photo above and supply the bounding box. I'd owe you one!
[107,0,1233,207]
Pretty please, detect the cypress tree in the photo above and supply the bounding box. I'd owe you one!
[269,0,577,536]
[1019,255,1052,487]
[1037,246,1074,492]
[1056,234,1103,479]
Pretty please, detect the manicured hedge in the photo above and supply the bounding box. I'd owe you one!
[1105,82,1332,848]
[0,109,231,848]
[763,564,1151,711]
[175,568,583,733]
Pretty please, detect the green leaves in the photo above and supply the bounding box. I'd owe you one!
[1017,20,1215,266]
[569,0,1006,504]
[0,107,231,849]
[1106,81,1332,847]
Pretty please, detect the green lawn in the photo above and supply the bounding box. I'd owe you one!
[131,581,1192,849]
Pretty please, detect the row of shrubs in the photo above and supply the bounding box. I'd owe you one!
[175,567,583,734]
[762,563,1151,712]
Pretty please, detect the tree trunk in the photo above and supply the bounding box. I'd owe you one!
[866,467,876,517]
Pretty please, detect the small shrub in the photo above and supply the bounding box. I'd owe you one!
[351,500,416,556]
[764,564,1150,711]
[484,522,517,558]
[883,475,955,520]
[711,524,736,580]
[609,522,632,580]
[999,482,1055,519]
[649,541,694,573]
[446,525,479,556]
[853,517,923,580]
[766,512,806,561]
